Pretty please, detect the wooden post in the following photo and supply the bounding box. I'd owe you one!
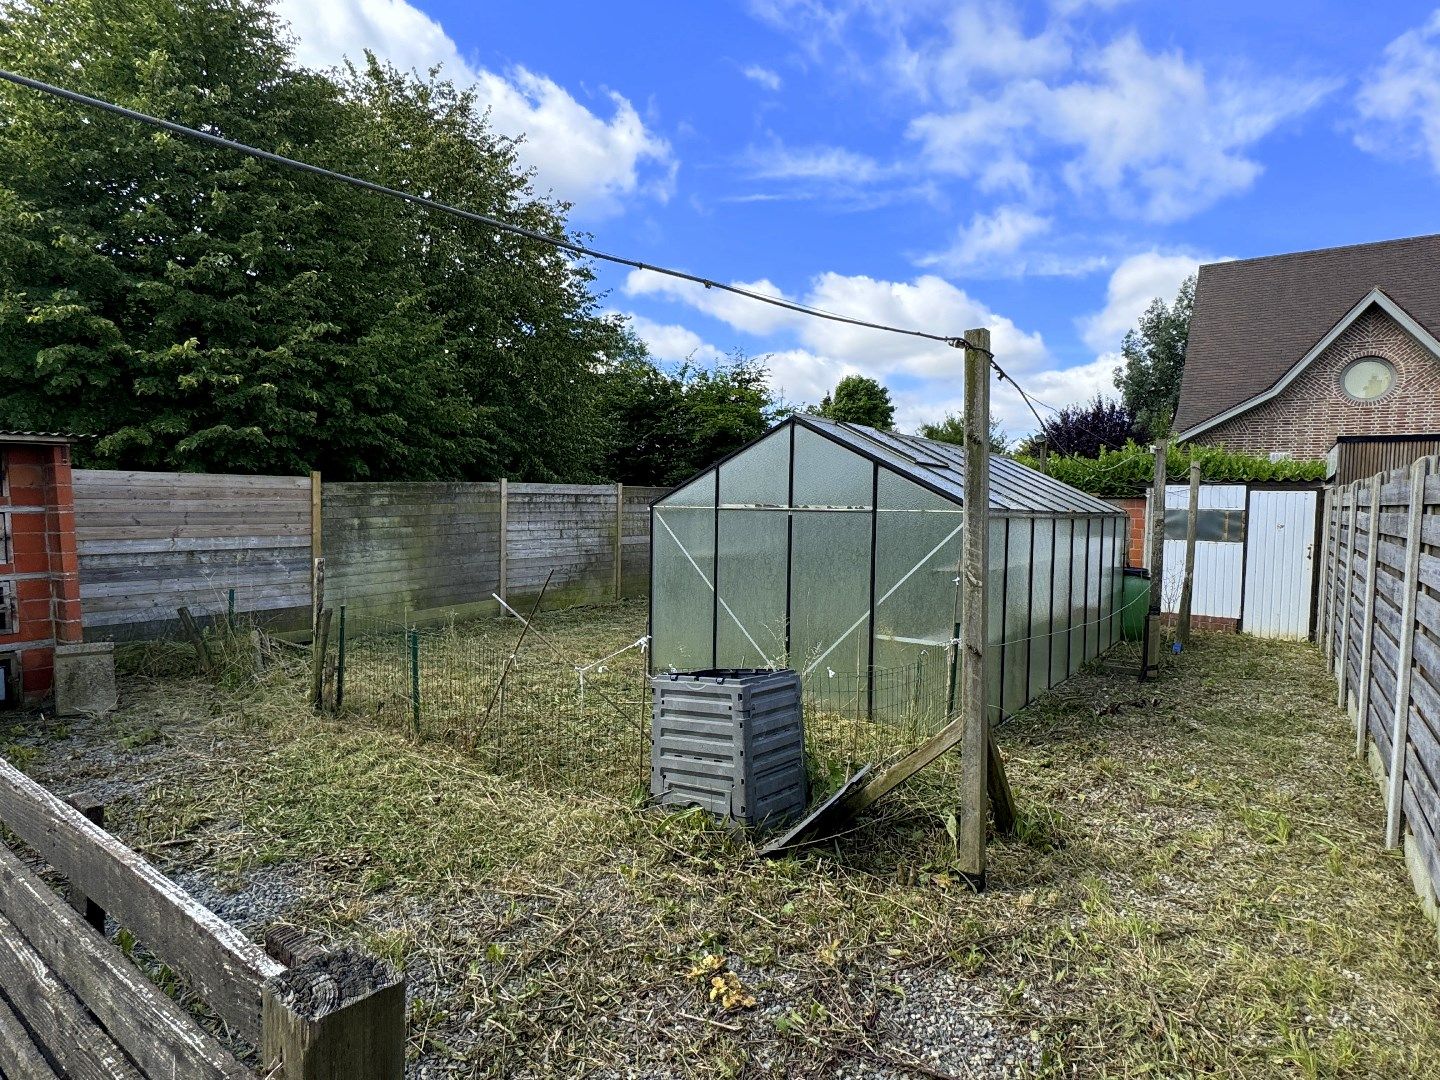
[310,470,322,629]
[1387,458,1429,848]
[614,482,625,601]
[64,793,106,935]
[1176,459,1201,647]
[957,327,992,884]
[310,558,325,641]
[1336,481,1360,711]
[1328,487,1351,673]
[311,609,332,712]
[1145,440,1168,672]
[497,477,509,612]
[262,950,406,1080]
[1354,473,1383,759]
[177,606,213,674]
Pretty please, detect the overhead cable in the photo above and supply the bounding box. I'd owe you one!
[0,69,990,354]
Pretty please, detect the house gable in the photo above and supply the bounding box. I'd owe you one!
[1193,299,1440,459]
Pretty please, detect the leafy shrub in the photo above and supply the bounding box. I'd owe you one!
[1014,441,1326,498]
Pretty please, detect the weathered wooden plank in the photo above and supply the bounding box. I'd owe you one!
[0,908,142,1079]
[0,759,283,1042]
[79,535,313,557]
[0,843,250,1080]
[0,983,60,1078]
[77,523,311,541]
[74,469,307,490]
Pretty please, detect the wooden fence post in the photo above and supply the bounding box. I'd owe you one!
[1336,481,1360,708]
[497,478,509,612]
[614,482,625,601]
[1386,457,1430,848]
[262,950,406,1080]
[958,327,992,884]
[1355,473,1383,758]
[1176,459,1201,647]
[310,558,325,641]
[64,793,106,935]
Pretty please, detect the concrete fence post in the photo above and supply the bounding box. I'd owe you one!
[1386,457,1430,848]
[1355,473,1382,758]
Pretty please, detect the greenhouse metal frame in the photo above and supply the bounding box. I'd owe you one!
[649,415,1128,725]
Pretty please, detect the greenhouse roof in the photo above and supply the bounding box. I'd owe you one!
[660,415,1123,516]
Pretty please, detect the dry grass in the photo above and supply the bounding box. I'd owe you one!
[11,605,1440,1079]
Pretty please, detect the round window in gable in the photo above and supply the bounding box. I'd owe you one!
[1341,357,1396,402]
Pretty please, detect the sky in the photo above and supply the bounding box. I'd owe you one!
[273,0,1440,438]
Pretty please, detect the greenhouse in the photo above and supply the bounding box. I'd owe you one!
[649,415,1129,730]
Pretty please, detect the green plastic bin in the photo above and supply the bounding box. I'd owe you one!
[1121,567,1151,642]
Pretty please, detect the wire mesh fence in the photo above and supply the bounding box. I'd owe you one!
[334,604,962,805]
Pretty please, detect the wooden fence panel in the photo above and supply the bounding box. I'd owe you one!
[1321,455,1440,922]
[74,471,311,638]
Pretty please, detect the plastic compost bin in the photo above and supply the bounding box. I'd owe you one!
[650,668,807,828]
[1121,567,1151,641]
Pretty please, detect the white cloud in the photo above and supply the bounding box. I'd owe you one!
[1078,251,1202,353]
[746,143,890,184]
[909,33,1334,222]
[623,271,803,337]
[1355,11,1440,172]
[919,205,1053,274]
[743,65,784,91]
[274,0,674,218]
[621,314,726,365]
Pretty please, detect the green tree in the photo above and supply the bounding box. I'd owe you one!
[597,351,778,486]
[813,374,895,429]
[1113,275,1195,440]
[0,0,637,480]
[916,412,1008,454]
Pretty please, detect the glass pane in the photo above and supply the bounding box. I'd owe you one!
[1051,520,1072,685]
[791,508,872,691]
[1003,519,1032,716]
[651,503,715,671]
[1069,520,1088,675]
[660,470,717,508]
[793,425,872,509]
[1087,518,1104,662]
[873,469,962,727]
[716,509,788,667]
[719,426,789,507]
[987,517,1005,721]
[1102,518,1118,649]
[1028,517,1054,700]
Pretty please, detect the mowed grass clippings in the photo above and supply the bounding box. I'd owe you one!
[14,605,1440,1079]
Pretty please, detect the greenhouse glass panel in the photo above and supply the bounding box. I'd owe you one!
[872,469,962,727]
[1086,519,1104,662]
[719,426,789,507]
[1049,519,1071,687]
[1002,519,1031,716]
[716,509,788,667]
[987,517,1005,722]
[1068,521,1088,675]
[1028,518,1054,700]
[651,475,716,671]
[792,506,872,690]
[793,425,873,509]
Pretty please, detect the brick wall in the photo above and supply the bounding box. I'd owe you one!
[1108,497,1147,566]
[1,442,81,703]
[1201,304,1440,458]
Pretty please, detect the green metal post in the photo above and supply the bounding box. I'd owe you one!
[335,605,347,711]
[409,628,421,737]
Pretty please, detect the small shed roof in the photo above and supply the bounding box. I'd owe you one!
[0,431,83,445]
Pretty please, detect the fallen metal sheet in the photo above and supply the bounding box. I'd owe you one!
[757,765,873,858]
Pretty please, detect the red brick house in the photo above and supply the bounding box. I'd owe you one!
[1173,234,1440,459]
[0,433,83,705]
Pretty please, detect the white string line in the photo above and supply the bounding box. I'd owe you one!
[801,521,966,679]
[653,510,779,668]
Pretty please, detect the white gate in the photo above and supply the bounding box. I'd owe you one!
[1241,488,1317,639]
[1150,484,1319,640]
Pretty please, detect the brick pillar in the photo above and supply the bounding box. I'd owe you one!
[43,444,82,644]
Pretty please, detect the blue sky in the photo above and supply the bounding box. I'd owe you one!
[276,0,1440,437]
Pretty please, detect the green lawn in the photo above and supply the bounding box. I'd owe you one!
[12,608,1440,1078]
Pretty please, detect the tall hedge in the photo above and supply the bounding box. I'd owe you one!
[1014,441,1326,499]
